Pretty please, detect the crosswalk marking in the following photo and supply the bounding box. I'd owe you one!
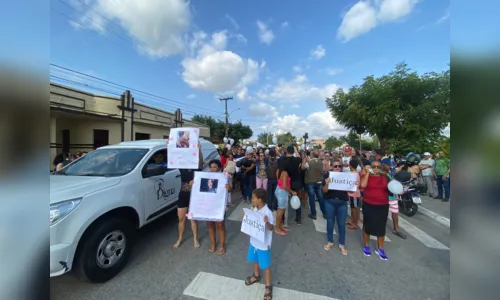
[227,200,248,222]
[183,271,342,300]
[418,206,450,228]
[389,214,449,250]
[311,203,392,242]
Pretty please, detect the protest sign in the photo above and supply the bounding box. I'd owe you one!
[188,172,227,222]
[168,128,200,169]
[328,171,358,192]
[241,208,265,242]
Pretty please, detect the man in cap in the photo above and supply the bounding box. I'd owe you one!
[419,152,436,197]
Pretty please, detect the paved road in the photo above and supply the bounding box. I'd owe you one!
[50,194,450,300]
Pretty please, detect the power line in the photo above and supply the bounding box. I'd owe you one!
[51,8,123,48]
[50,64,223,115]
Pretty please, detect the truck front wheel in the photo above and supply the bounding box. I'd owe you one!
[74,217,136,283]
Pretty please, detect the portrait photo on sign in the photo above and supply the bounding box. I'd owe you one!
[176,131,190,148]
[200,178,218,193]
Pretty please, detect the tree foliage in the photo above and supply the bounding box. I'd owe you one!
[191,115,253,142]
[388,135,450,155]
[276,132,296,146]
[326,63,450,151]
[257,132,274,146]
[324,136,343,150]
[339,131,378,150]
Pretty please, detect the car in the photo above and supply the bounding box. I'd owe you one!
[50,138,219,283]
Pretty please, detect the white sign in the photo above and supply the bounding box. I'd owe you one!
[168,127,200,169]
[328,171,358,192]
[240,208,265,242]
[188,172,227,222]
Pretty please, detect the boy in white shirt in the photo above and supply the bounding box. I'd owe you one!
[243,188,275,300]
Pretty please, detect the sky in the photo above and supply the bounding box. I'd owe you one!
[49,0,450,140]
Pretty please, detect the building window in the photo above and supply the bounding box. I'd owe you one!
[135,132,150,141]
[163,135,169,139]
[93,129,109,149]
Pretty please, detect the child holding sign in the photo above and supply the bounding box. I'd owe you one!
[243,188,274,300]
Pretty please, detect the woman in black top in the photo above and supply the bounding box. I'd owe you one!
[322,159,350,255]
[173,141,204,249]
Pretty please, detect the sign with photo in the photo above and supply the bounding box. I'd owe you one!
[168,128,200,169]
[188,171,228,222]
[328,171,358,192]
[241,208,265,243]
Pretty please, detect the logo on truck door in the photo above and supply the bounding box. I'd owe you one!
[154,179,175,200]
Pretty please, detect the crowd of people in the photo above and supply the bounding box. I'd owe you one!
[51,141,450,300]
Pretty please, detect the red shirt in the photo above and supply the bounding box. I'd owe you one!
[221,156,227,168]
[363,174,390,205]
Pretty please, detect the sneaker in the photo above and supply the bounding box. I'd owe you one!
[308,214,317,220]
[442,198,449,202]
[363,245,371,257]
[375,248,388,260]
[295,219,302,225]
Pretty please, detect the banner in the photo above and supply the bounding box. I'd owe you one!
[327,171,358,192]
[168,127,200,169]
[187,172,227,221]
[240,208,265,242]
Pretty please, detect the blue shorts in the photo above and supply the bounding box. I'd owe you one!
[247,244,271,270]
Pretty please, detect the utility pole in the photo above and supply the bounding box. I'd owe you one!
[219,97,233,138]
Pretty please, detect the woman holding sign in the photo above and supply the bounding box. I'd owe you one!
[359,160,391,260]
[206,159,233,255]
[322,159,350,255]
[173,142,203,249]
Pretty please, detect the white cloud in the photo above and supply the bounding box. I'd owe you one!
[181,30,260,96]
[291,104,300,109]
[310,45,326,59]
[436,7,450,24]
[256,20,275,45]
[236,34,248,44]
[73,0,192,58]
[281,21,289,28]
[257,74,339,103]
[322,67,343,76]
[258,110,348,139]
[292,65,302,73]
[248,102,279,119]
[338,0,418,42]
[186,94,196,99]
[260,60,267,69]
[225,14,239,30]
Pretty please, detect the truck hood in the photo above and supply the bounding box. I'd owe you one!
[50,175,121,205]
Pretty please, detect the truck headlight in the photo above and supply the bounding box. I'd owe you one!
[50,198,82,226]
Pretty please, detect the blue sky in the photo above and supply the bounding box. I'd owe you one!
[49,0,450,139]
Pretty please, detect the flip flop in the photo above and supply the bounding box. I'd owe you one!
[274,230,287,236]
[347,224,359,230]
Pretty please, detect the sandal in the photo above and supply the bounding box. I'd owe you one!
[274,230,287,236]
[339,245,348,255]
[208,245,216,253]
[245,273,261,286]
[324,242,334,250]
[282,227,290,232]
[264,285,273,300]
[347,224,359,230]
[217,247,226,256]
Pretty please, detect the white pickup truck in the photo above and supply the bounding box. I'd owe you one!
[50,139,219,283]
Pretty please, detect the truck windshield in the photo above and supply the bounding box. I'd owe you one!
[53,148,148,177]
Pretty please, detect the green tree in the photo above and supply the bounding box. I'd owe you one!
[276,132,295,146]
[257,132,274,146]
[324,136,342,150]
[192,115,253,142]
[313,144,322,150]
[326,63,450,152]
[339,131,377,150]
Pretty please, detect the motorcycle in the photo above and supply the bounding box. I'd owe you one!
[394,170,421,217]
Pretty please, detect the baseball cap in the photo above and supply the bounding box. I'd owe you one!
[381,158,391,165]
[424,152,431,156]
